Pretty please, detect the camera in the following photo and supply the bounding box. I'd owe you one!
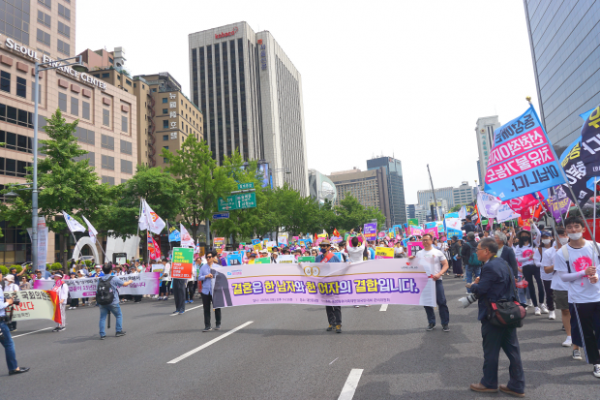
[5,295,20,307]
[458,293,478,308]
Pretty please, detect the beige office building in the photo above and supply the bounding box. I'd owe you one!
[0,0,138,265]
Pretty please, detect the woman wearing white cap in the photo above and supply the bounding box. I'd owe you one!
[4,275,19,331]
[51,273,69,332]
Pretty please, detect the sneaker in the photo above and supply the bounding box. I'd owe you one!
[336,325,342,333]
[365,305,371,307]
[202,326,212,332]
[326,325,333,332]
[549,310,556,320]
[189,300,194,303]
[541,304,549,314]
[179,311,185,315]
[58,327,65,332]
[527,299,533,307]
[534,307,541,316]
[426,323,435,331]
[10,328,17,332]
[215,324,221,330]
[115,331,126,337]
[100,335,106,340]
[172,310,179,314]
[573,349,583,360]
[354,305,360,308]
[442,325,450,332]
[593,365,600,378]
[562,337,572,347]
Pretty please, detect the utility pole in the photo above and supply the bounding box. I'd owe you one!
[427,164,440,221]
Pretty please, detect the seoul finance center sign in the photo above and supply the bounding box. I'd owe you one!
[218,192,257,211]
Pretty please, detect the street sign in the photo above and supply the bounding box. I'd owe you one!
[213,212,230,220]
[218,192,257,211]
[238,182,254,190]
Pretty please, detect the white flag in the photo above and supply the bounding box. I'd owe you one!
[138,199,166,234]
[476,191,502,218]
[458,205,467,220]
[496,204,521,223]
[82,216,98,244]
[180,223,195,248]
[62,211,86,233]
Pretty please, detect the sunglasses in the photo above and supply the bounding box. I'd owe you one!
[319,245,330,249]
[206,255,213,259]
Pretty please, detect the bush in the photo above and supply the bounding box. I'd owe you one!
[0,265,8,276]
[51,262,63,271]
[84,260,92,267]
[10,265,22,274]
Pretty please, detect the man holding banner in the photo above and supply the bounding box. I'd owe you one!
[315,239,343,333]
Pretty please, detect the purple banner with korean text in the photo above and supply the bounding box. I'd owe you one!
[209,260,436,308]
[484,105,565,201]
[33,273,160,298]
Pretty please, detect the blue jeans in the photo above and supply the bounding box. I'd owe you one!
[466,265,481,293]
[424,280,450,326]
[517,277,529,304]
[0,321,18,371]
[99,304,123,336]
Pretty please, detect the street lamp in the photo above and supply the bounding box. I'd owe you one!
[31,55,87,273]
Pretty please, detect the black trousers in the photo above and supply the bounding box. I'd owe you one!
[573,301,600,365]
[542,280,554,311]
[186,281,197,300]
[480,319,525,393]
[172,279,187,312]
[522,265,544,307]
[326,306,342,326]
[201,293,221,328]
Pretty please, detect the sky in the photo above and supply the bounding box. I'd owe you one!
[77,0,539,204]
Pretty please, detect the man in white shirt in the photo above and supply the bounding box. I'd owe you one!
[554,216,600,378]
[3,275,19,332]
[347,234,366,263]
[410,233,450,332]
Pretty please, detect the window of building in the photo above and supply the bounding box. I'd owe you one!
[163,158,169,164]
[38,0,51,9]
[74,152,95,166]
[121,179,128,184]
[162,98,167,104]
[125,79,132,86]
[120,139,132,155]
[103,109,110,126]
[0,157,30,177]
[163,146,169,150]
[38,11,51,27]
[101,134,114,150]
[162,109,168,114]
[37,29,50,46]
[0,104,34,129]
[57,39,70,55]
[102,73,109,78]
[0,131,33,154]
[121,160,132,174]
[101,176,115,186]
[71,97,79,116]
[58,92,67,112]
[101,155,114,170]
[16,77,26,98]
[58,21,70,38]
[163,120,168,129]
[109,57,113,64]
[58,3,70,20]
[0,71,9,93]
[163,135,168,141]
[82,101,90,120]
[73,127,95,145]
[121,116,128,133]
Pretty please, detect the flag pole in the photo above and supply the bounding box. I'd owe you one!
[594,177,598,241]
[526,97,600,255]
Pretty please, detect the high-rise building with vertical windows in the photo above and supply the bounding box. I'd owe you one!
[366,156,407,225]
[188,22,309,196]
[475,116,500,185]
[523,0,600,156]
[417,186,455,209]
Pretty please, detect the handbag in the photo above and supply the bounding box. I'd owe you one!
[487,258,527,328]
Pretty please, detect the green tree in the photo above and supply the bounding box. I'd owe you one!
[161,136,236,243]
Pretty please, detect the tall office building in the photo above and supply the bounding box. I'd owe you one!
[475,116,500,182]
[523,0,600,155]
[366,156,407,225]
[453,181,475,206]
[329,167,391,227]
[188,22,309,196]
[406,204,427,226]
[417,186,455,208]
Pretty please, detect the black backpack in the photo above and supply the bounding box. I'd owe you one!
[96,276,115,305]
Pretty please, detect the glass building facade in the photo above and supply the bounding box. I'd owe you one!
[524,0,600,156]
[366,157,407,225]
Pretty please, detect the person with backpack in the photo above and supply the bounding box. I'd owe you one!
[97,263,134,340]
[462,232,483,294]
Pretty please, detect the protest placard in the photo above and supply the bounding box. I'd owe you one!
[171,247,193,279]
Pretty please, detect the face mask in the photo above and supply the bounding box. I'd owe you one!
[521,237,530,244]
[568,232,583,241]
[559,237,569,245]
[542,239,551,245]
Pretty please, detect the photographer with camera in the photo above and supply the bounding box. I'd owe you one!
[466,238,525,397]
[0,279,29,375]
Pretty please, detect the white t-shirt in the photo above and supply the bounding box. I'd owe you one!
[554,241,600,303]
[415,248,446,280]
[548,246,569,291]
[347,243,365,263]
[539,247,554,281]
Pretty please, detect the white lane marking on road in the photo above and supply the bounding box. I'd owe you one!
[329,357,339,365]
[379,304,388,312]
[338,369,364,400]
[170,305,203,316]
[167,321,254,364]
[12,327,52,338]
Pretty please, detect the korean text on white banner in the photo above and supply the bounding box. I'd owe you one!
[3,290,60,323]
[34,273,161,298]
[484,105,566,201]
[496,203,521,223]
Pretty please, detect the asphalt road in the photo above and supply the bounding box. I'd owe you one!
[1,278,598,400]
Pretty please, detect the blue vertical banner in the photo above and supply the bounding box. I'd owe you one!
[484,105,566,201]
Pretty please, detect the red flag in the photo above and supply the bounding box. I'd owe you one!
[48,290,62,325]
[503,192,544,215]
[148,231,161,260]
[333,228,340,237]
